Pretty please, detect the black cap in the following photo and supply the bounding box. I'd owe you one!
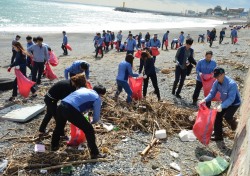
[213,67,225,78]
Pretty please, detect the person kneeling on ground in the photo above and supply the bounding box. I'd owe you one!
[51,85,107,159]
[171,39,179,49]
[200,67,241,141]
[139,51,161,101]
[115,54,140,103]
[39,74,87,134]
[64,60,90,80]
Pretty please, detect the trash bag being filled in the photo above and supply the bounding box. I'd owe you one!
[129,77,143,100]
[151,47,160,56]
[15,69,36,98]
[44,63,58,80]
[135,50,142,58]
[201,74,220,101]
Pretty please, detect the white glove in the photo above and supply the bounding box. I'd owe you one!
[199,99,206,105]
[199,72,202,77]
[217,105,222,112]
[139,74,143,77]
[143,75,147,79]
[15,66,20,69]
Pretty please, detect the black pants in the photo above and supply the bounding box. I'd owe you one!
[117,41,121,51]
[26,57,32,71]
[126,50,134,55]
[61,44,68,55]
[171,42,177,49]
[105,42,109,51]
[143,73,160,100]
[111,41,113,49]
[219,36,224,44]
[39,95,58,133]
[11,50,17,64]
[95,46,103,57]
[51,102,99,156]
[209,38,214,47]
[32,61,45,84]
[172,65,187,95]
[214,105,240,137]
[192,80,211,107]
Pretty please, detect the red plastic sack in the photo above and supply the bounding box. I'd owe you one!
[201,74,220,101]
[86,81,92,89]
[65,44,72,51]
[193,103,217,145]
[233,37,238,43]
[165,39,168,47]
[48,51,58,66]
[176,43,179,49]
[14,69,36,98]
[129,77,143,100]
[44,63,58,80]
[135,50,142,58]
[67,124,86,146]
[151,47,160,56]
[98,49,102,55]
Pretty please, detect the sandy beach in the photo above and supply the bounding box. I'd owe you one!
[0,25,250,175]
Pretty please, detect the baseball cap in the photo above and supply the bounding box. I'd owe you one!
[213,67,225,78]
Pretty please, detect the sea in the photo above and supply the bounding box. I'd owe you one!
[0,0,224,33]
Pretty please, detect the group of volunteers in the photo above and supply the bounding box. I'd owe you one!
[8,26,242,159]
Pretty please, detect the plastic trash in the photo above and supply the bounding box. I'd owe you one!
[199,155,214,162]
[0,159,8,173]
[179,130,196,142]
[170,162,181,172]
[196,156,229,176]
[40,169,47,174]
[170,151,179,158]
[103,124,114,132]
[155,129,167,139]
[34,144,45,152]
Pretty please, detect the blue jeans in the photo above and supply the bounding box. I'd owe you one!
[115,80,132,103]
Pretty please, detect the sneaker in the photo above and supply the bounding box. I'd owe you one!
[175,94,182,99]
[9,97,16,101]
[230,120,238,131]
[192,100,197,106]
[31,94,37,98]
[50,146,60,151]
[171,90,175,95]
[91,153,106,159]
[210,136,223,141]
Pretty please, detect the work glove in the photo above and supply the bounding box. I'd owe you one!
[139,73,143,78]
[7,67,11,72]
[199,99,206,105]
[15,66,20,69]
[217,105,222,112]
[143,75,147,79]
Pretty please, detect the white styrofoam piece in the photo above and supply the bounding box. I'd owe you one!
[34,144,45,152]
[155,129,167,139]
[179,130,196,142]
[0,104,45,122]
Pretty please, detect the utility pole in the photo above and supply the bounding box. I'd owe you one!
[123,2,125,8]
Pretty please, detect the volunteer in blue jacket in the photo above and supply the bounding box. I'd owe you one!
[115,54,139,103]
[162,31,169,50]
[104,30,111,51]
[192,51,217,106]
[61,31,68,55]
[139,51,161,101]
[64,60,90,80]
[179,31,185,46]
[231,27,238,44]
[148,34,161,63]
[51,85,107,159]
[116,30,123,52]
[26,35,34,74]
[95,33,104,58]
[172,38,196,99]
[126,34,137,55]
[200,67,241,141]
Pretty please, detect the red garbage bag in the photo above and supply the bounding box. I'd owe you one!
[44,63,58,80]
[129,77,143,100]
[65,44,72,51]
[151,47,160,56]
[98,49,102,55]
[201,74,220,101]
[233,37,238,43]
[14,69,36,98]
[48,51,59,66]
[67,124,86,146]
[165,39,168,47]
[135,50,142,58]
[176,43,179,49]
[193,103,217,145]
[86,81,92,89]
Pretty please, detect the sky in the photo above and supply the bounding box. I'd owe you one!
[58,0,250,13]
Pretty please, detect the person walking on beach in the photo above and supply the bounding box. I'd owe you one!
[200,67,241,141]
[162,31,169,50]
[209,29,216,47]
[219,28,225,44]
[61,31,68,55]
[115,54,139,103]
[10,35,21,64]
[95,33,104,58]
[137,32,142,48]
[206,30,210,42]
[8,42,37,101]
[192,51,217,106]
[116,30,123,52]
[172,38,196,99]
[93,33,98,50]
[39,74,87,134]
[26,35,34,75]
[51,85,107,160]
[64,60,90,80]
[179,31,185,47]
[145,32,150,45]
[110,31,115,49]
[104,30,111,52]
[27,36,48,85]
[231,27,238,44]
[139,51,161,101]
[148,34,161,63]
[126,34,137,55]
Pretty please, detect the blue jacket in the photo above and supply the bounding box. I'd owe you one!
[104,33,111,42]
[139,58,156,76]
[179,34,185,44]
[162,33,169,41]
[64,60,90,80]
[27,44,49,62]
[96,37,103,46]
[27,42,34,49]
[126,38,137,51]
[62,88,102,124]
[196,58,217,82]
[63,35,68,45]
[148,39,161,48]
[116,61,139,82]
[117,33,122,41]
[231,29,237,38]
[205,76,241,109]
[93,36,98,42]
[220,31,225,37]
[175,46,194,69]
